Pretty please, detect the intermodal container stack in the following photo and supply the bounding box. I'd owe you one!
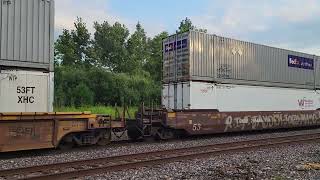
[162,31,320,111]
[0,0,55,112]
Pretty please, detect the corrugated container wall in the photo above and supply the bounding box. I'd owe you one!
[163,31,319,89]
[0,0,54,71]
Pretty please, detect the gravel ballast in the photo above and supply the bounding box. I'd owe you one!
[90,142,320,180]
[1,128,320,179]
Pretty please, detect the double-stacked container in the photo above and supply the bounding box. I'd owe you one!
[0,0,55,112]
[162,31,320,111]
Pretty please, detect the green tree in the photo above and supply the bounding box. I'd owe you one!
[73,82,94,106]
[145,31,169,82]
[71,17,93,67]
[87,68,114,105]
[54,66,92,106]
[93,21,129,72]
[54,18,167,108]
[55,17,92,67]
[177,17,207,34]
[55,29,77,66]
[126,22,149,73]
[54,67,66,106]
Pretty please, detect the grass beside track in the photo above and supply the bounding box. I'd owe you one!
[54,106,137,118]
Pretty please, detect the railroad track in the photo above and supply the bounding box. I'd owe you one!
[1,132,320,180]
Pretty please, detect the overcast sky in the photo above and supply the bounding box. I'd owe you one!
[55,0,319,55]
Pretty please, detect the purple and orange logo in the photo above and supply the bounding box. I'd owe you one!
[298,98,314,108]
[288,55,314,70]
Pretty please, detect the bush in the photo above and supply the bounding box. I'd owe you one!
[54,65,161,108]
[73,83,94,106]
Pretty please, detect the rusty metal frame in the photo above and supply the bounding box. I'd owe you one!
[0,112,126,152]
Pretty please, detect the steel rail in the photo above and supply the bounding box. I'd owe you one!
[1,132,320,180]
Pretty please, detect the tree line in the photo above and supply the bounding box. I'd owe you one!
[54,17,206,107]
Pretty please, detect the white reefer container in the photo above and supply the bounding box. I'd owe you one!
[162,81,320,111]
[0,0,54,71]
[0,69,54,112]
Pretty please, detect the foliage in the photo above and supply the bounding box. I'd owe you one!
[55,29,77,66]
[54,105,137,118]
[93,21,130,72]
[144,31,169,82]
[177,17,207,33]
[54,65,160,107]
[55,17,92,67]
[126,22,149,73]
[54,17,203,108]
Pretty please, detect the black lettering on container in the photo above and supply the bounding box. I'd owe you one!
[16,86,36,94]
[17,96,35,104]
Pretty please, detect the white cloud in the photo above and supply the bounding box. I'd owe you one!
[271,43,318,55]
[190,0,320,54]
[53,0,320,54]
[270,0,320,23]
[192,0,320,35]
[55,0,110,35]
[190,1,271,38]
[54,0,165,37]
[297,47,320,55]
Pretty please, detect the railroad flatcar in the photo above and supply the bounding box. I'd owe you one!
[128,107,320,140]
[0,112,125,152]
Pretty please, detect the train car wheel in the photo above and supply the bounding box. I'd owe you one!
[97,138,111,146]
[58,140,75,150]
[156,128,175,140]
[127,125,143,140]
[97,130,111,146]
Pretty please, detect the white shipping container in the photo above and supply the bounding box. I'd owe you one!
[0,69,54,112]
[162,81,320,111]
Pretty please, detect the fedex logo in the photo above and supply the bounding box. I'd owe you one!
[288,55,314,70]
[289,58,299,65]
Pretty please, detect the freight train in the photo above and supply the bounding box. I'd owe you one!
[139,30,320,140]
[1,0,320,152]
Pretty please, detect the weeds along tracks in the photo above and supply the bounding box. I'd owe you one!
[1,132,320,180]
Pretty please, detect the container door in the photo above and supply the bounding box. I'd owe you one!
[183,82,191,109]
[0,70,49,112]
[173,83,178,109]
[168,83,175,109]
[0,0,15,60]
[176,82,191,110]
[162,84,169,109]
[25,72,49,112]
[162,83,175,109]
[0,70,27,112]
[177,82,183,109]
